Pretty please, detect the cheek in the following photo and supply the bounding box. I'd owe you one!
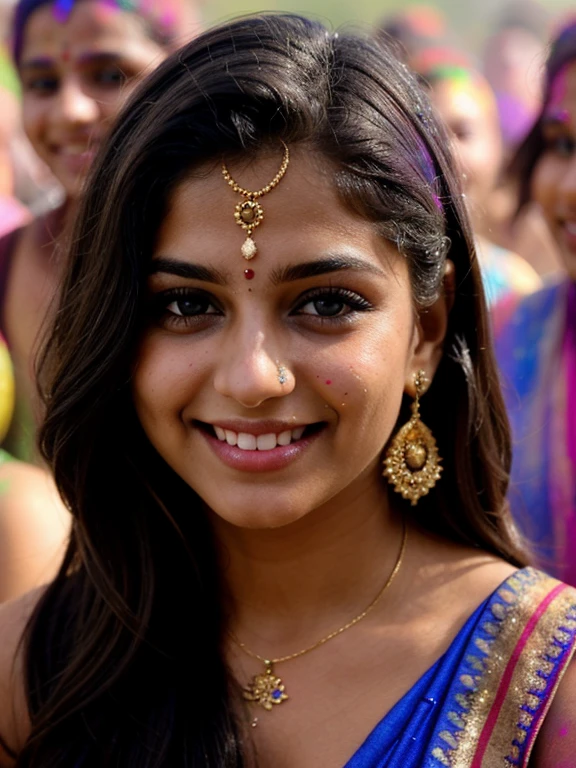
[305,315,414,434]
[131,336,207,428]
[22,100,45,142]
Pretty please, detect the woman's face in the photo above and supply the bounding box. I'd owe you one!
[532,60,576,280]
[431,75,502,215]
[133,149,447,530]
[19,0,167,198]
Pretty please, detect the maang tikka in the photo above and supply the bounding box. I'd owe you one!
[383,370,442,505]
[222,142,290,260]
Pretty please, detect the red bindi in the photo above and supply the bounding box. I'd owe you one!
[244,269,255,280]
[325,380,332,385]
[61,46,71,64]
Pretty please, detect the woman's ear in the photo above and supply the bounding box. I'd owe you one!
[406,260,455,394]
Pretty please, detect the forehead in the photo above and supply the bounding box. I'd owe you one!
[155,149,399,272]
[20,0,151,60]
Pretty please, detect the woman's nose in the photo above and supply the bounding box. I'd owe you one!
[213,328,294,408]
[52,77,100,128]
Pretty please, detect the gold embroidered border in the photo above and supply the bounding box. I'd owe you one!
[431,569,576,768]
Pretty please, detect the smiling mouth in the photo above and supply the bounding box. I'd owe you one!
[196,422,325,451]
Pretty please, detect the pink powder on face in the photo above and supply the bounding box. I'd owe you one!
[559,724,570,738]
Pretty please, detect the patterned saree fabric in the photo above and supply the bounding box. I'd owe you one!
[494,280,576,584]
[345,568,576,767]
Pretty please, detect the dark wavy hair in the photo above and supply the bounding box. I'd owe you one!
[7,13,523,767]
[510,20,576,212]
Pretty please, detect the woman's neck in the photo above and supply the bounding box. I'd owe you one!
[214,476,405,653]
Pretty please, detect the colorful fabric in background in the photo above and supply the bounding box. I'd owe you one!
[477,240,541,307]
[345,568,576,767]
[494,280,576,584]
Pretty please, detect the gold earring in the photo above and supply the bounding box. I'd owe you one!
[383,370,442,505]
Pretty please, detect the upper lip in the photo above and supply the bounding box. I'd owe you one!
[199,419,313,436]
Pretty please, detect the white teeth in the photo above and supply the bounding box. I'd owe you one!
[277,430,292,446]
[256,433,277,451]
[212,425,310,450]
[237,432,257,450]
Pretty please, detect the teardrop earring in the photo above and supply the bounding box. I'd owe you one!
[383,370,442,505]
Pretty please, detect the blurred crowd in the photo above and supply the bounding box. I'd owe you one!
[0,0,574,601]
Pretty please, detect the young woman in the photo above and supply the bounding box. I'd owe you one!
[0,0,200,459]
[1,14,575,767]
[495,19,576,588]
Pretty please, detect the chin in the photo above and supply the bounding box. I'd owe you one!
[205,493,313,531]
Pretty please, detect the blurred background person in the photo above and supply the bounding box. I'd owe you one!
[413,46,541,306]
[482,0,549,153]
[0,0,201,461]
[482,0,564,279]
[0,332,68,603]
[494,18,576,585]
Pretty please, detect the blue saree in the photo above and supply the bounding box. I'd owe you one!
[345,568,576,768]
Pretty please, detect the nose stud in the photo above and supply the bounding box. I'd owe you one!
[277,364,288,385]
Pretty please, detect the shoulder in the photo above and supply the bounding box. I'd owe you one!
[0,587,43,764]
[0,458,69,602]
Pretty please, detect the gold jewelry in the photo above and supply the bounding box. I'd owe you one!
[221,142,290,260]
[231,519,407,712]
[383,369,442,505]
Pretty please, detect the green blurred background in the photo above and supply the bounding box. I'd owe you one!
[203,0,575,50]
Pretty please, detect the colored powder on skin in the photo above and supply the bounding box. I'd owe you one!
[547,66,570,117]
[559,725,569,737]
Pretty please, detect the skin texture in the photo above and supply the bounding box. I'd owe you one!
[19,0,167,198]
[531,61,576,281]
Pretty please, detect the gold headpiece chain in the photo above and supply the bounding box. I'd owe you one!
[230,518,407,713]
[222,141,290,261]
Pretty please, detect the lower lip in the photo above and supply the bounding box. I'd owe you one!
[201,428,322,472]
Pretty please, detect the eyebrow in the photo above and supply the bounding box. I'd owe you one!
[149,256,386,285]
[269,256,388,285]
[150,254,388,285]
[20,52,123,71]
[150,258,229,284]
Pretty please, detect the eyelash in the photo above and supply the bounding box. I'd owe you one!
[151,286,374,330]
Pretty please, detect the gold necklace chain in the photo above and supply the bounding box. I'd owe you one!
[221,142,290,261]
[231,519,407,712]
[221,142,290,199]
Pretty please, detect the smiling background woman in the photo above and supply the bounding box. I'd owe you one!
[0,14,576,768]
[0,0,199,459]
[495,19,576,588]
